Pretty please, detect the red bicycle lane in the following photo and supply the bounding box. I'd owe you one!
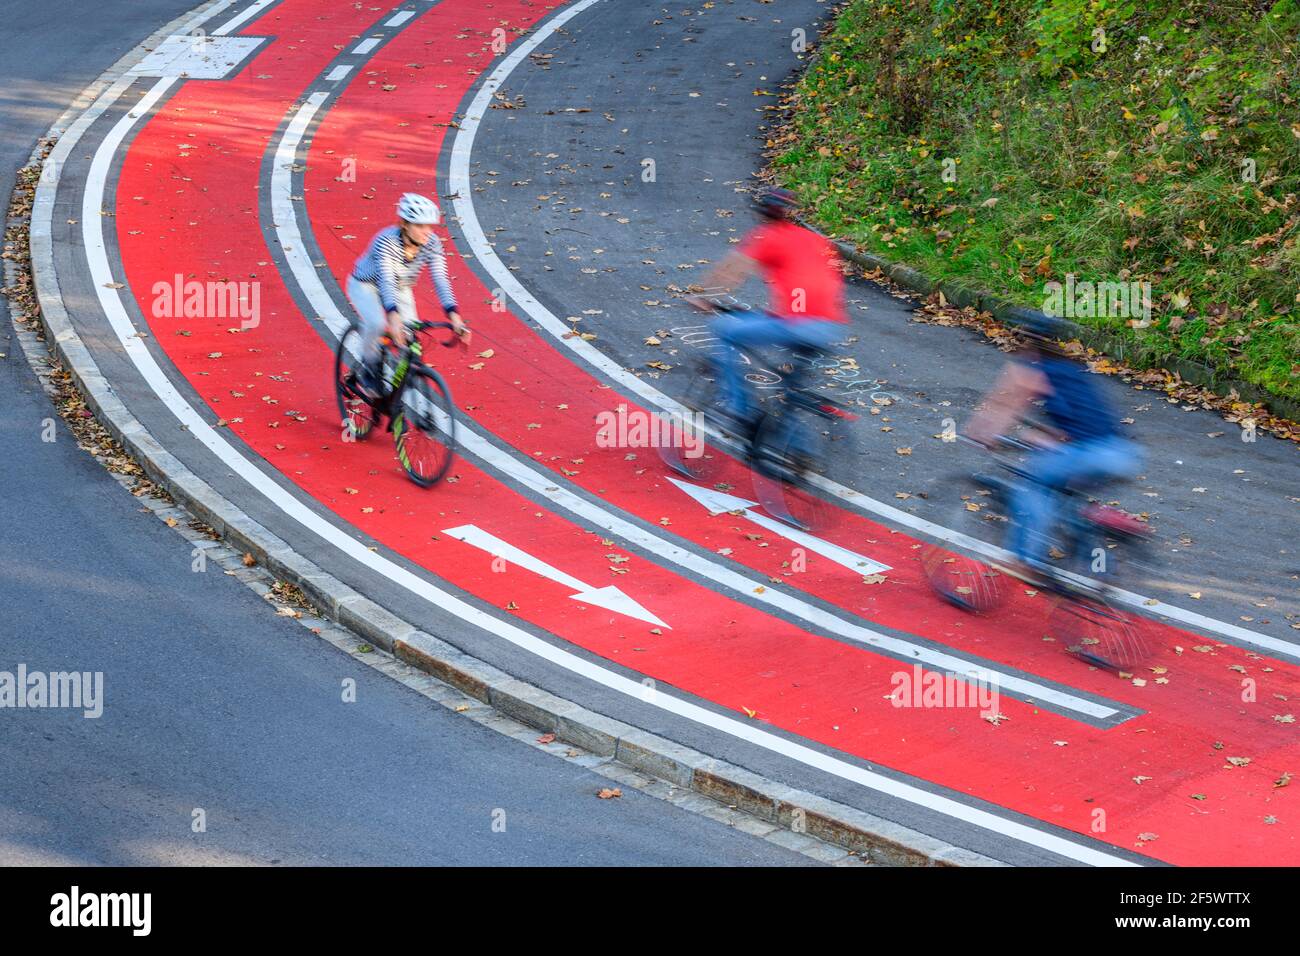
[292,0,1300,701]
[108,0,1297,863]
[295,0,1300,858]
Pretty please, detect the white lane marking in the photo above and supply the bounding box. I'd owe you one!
[272,103,1120,725]
[352,36,381,55]
[668,478,891,576]
[443,524,670,628]
[386,10,414,27]
[444,1,1297,664]
[326,65,353,82]
[62,10,1135,867]
[128,35,267,79]
[213,0,274,35]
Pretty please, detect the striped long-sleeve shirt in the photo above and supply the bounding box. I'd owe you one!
[351,226,458,316]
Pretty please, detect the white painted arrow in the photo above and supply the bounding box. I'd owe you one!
[667,478,891,576]
[443,525,670,628]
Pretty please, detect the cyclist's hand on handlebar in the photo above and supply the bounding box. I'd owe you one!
[386,311,409,350]
[448,311,471,348]
[963,425,997,449]
[1022,426,1064,450]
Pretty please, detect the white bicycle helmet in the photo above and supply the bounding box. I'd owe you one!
[397,192,441,225]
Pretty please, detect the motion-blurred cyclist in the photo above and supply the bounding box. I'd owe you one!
[688,187,848,436]
[965,315,1143,580]
[347,193,470,399]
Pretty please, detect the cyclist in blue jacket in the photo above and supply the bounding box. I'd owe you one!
[965,315,1143,579]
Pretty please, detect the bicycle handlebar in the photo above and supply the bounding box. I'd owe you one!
[410,320,462,348]
[689,291,757,314]
[957,433,1036,453]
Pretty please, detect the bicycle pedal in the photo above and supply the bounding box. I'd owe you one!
[819,403,858,421]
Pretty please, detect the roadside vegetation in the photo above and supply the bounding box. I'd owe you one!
[772,0,1300,401]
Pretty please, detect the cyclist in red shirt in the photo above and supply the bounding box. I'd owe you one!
[689,187,848,432]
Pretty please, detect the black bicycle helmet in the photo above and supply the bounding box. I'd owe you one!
[755,186,797,219]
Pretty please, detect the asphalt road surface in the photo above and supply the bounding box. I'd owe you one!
[0,0,809,867]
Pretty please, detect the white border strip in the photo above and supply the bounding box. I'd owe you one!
[443,0,1300,664]
[212,0,274,34]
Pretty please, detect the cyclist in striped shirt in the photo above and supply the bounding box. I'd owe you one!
[347,193,470,397]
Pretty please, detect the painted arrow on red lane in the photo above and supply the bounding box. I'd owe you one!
[666,477,891,576]
[444,524,669,628]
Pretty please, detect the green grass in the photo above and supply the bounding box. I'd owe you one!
[774,0,1300,401]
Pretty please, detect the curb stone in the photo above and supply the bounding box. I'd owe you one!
[15,0,1010,867]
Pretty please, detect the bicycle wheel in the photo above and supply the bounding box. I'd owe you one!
[393,367,456,487]
[334,326,379,442]
[657,357,730,482]
[1048,594,1151,671]
[920,545,1006,613]
[750,405,839,532]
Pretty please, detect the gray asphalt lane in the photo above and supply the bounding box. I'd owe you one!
[468,0,1298,638]
[0,0,810,867]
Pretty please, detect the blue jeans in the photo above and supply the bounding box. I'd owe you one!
[1004,435,1143,566]
[711,312,842,420]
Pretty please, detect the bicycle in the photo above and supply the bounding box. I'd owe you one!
[334,319,460,487]
[926,432,1156,670]
[658,295,858,531]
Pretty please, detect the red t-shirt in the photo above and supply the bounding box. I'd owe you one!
[739,221,847,323]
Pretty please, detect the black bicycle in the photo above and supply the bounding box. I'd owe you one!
[658,295,858,531]
[926,432,1156,670]
[334,320,459,487]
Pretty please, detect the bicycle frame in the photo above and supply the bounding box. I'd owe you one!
[966,434,1138,596]
[371,319,456,429]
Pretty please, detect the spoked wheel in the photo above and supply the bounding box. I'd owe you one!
[1047,591,1151,671]
[334,326,379,442]
[657,357,730,483]
[393,367,456,487]
[920,545,1006,613]
[750,407,839,533]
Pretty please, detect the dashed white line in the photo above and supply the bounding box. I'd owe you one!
[351,36,381,55]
